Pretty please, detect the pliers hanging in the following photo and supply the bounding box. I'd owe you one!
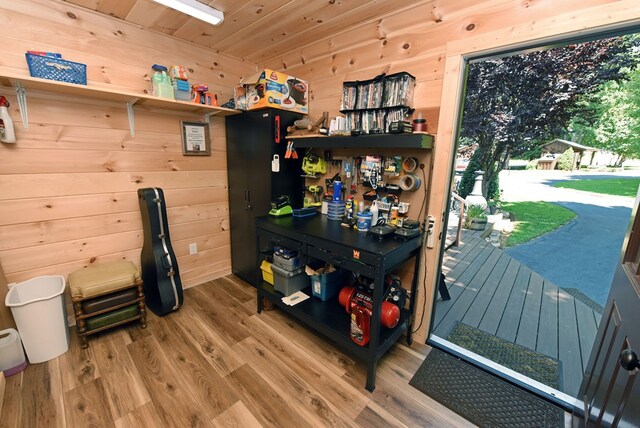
[285,141,298,159]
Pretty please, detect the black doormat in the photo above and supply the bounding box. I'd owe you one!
[447,322,561,389]
[409,348,564,428]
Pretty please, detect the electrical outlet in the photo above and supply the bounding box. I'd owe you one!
[189,243,198,255]
[426,216,436,248]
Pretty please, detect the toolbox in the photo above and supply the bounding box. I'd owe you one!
[273,252,302,271]
[260,260,274,285]
[271,264,310,296]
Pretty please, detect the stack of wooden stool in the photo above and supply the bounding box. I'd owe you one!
[69,260,146,348]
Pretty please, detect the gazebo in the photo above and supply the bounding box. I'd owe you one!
[538,139,599,170]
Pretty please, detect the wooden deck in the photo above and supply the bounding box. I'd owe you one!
[434,229,601,397]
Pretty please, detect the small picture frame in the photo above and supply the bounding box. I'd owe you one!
[181,121,210,156]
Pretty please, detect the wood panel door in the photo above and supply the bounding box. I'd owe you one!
[578,188,640,427]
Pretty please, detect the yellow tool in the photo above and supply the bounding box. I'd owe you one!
[304,185,323,207]
[301,154,327,178]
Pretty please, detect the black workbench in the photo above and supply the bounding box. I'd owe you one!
[256,215,423,391]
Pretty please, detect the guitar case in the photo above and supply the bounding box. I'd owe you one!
[138,187,183,315]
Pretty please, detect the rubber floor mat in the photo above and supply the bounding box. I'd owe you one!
[447,322,561,389]
[409,348,564,428]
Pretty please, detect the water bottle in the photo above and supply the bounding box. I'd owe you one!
[0,96,16,144]
[370,201,379,226]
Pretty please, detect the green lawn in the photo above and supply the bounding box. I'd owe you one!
[553,178,640,197]
[501,201,576,246]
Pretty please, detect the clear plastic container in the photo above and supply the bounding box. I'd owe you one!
[151,64,175,100]
[0,328,27,376]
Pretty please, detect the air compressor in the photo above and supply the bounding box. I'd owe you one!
[338,285,400,346]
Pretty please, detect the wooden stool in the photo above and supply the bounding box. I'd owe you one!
[69,260,146,348]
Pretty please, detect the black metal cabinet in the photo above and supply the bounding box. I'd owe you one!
[256,215,423,391]
[226,109,303,286]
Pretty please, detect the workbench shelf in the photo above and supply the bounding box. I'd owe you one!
[260,280,409,361]
[256,215,423,391]
[287,132,433,149]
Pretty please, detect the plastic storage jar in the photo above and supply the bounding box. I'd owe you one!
[0,328,27,376]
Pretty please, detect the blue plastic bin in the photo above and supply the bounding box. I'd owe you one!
[310,269,344,301]
[25,53,87,85]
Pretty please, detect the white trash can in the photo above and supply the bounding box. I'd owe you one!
[5,275,70,363]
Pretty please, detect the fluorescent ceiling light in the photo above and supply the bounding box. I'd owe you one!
[152,0,224,25]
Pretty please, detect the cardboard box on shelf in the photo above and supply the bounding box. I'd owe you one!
[235,69,308,114]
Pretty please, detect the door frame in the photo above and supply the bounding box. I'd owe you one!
[417,1,640,411]
[415,0,640,345]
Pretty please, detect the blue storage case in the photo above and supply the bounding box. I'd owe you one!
[310,269,345,301]
[176,80,190,91]
[25,53,87,85]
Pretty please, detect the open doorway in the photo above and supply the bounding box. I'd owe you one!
[431,31,640,405]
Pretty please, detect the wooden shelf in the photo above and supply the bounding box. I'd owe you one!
[0,69,240,117]
[287,132,433,149]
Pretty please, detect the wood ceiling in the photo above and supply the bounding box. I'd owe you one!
[63,0,422,65]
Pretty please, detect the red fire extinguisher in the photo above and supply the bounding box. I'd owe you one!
[339,286,400,346]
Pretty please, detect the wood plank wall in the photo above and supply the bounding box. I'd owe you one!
[0,0,257,302]
[261,0,637,342]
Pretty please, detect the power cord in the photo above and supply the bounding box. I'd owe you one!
[412,163,429,335]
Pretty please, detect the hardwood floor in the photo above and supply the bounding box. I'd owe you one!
[1,276,474,427]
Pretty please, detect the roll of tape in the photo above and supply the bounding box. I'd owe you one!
[399,174,421,191]
[402,157,418,173]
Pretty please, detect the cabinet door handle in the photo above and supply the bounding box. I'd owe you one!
[275,115,281,143]
[246,190,252,210]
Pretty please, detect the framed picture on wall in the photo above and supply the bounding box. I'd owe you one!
[181,121,210,156]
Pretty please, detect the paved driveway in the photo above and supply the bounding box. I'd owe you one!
[499,170,637,305]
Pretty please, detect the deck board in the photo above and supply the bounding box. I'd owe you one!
[575,299,599,370]
[557,289,583,395]
[478,258,520,335]
[437,229,601,397]
[496,264,532,343]
[461,252,511,327]
[536,281,559,359]
[434,245,496,330]
[516,271,544,350]
[436,249,503,338]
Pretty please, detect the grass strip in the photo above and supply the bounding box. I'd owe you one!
[553,178,639,198]
[502,201,576,246]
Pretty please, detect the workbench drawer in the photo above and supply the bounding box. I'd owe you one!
[307,245,375,278]
[259,230,304,254]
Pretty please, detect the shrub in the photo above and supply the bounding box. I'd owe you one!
[556,148,575,171]
[525,159,539,170]
[458,149,500,200]
[463,204,487,228]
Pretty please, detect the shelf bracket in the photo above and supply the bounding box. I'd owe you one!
[126,98,138,137]
[203,111,216,125]
[15,81,28,130]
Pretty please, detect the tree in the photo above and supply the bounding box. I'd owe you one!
[459,36,637,196]
[593,69,640,164]
[566,67,640,165]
